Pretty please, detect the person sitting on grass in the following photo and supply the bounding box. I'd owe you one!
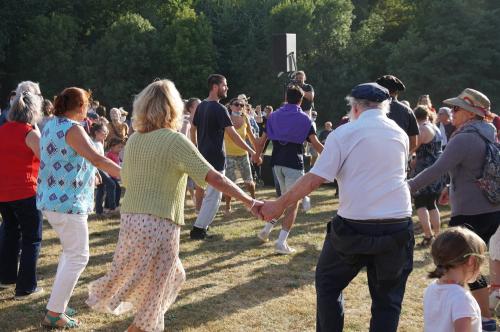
[424,227,487,332]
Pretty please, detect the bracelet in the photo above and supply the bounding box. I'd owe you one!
[250,199,257,209]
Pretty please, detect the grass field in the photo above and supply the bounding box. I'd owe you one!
[0,185,456,331]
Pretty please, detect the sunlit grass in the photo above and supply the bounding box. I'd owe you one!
[0,185,456,331]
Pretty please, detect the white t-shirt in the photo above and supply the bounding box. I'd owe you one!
[310,109,412,220]
[423,281,481,332]
[92,140,104,156]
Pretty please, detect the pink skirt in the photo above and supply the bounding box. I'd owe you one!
[87,213,185,332]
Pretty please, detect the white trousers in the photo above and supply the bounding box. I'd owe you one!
[193,171,224,230]
[44,211,89,313]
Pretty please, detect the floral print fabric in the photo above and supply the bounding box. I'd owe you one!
[86,213,185,332]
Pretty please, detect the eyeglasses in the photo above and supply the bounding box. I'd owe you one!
[232,103,244,107]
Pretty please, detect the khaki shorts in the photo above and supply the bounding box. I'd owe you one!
[226,155,253,184]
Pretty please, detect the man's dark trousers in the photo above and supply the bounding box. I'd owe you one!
[315,217,414,332]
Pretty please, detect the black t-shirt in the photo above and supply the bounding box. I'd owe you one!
[193,100,233,171]
[299,84,314,111]
[318,129,332,144]
[267,125,316,170]
[387,98,419,137]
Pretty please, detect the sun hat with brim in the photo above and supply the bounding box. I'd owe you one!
[443,88,490,117]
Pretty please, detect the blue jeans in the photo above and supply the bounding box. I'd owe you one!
[0,195,43,295]
[95,170,117,213]
[315,216,414,332]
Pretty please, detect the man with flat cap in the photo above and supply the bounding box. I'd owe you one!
[376,75,419,153]
[260,82,414,332]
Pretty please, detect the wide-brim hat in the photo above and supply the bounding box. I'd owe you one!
[443,88,490,117]
[375,75,405,93]
[237,94,250,102]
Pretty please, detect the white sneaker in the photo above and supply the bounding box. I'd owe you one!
[257,229,270,242]
[275,241,296,255]
[302,196,311,212]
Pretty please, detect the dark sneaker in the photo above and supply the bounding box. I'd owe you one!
[190,226,207,240]
[14,287,44,300]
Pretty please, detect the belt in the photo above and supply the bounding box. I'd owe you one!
[339,216,411,225]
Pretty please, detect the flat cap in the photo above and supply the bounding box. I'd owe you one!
[376,75,405,93]
[350,83,390,103]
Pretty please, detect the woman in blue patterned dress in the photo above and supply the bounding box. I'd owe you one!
[411,106,445,246]
[37,87,121,329]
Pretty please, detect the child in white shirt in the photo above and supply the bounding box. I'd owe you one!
[424,227,487,332]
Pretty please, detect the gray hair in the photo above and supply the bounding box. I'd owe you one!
[15,81,41,96]
[345,96,390,115]
[8,91,43,125]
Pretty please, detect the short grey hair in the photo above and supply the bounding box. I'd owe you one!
[345,96,390,115]
[8,91,43,125]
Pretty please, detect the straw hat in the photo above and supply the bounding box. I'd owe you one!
[443,88,490,117]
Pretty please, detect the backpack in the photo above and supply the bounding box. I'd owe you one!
[460,127,500,204]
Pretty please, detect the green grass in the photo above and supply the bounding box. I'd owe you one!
[0,185,455,331]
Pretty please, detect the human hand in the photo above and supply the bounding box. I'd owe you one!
[249,200,264,219]
[438,187,449,205]
[251,153,262,165]
[260,200,285,221]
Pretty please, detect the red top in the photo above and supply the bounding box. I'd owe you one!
[0,122,40,201]
[106,151,120,165]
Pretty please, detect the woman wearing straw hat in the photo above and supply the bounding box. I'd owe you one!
[408,88,499,331]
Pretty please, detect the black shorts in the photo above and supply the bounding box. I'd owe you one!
[413,193,439,210]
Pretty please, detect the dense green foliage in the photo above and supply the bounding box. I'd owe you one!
[0,0,499,121]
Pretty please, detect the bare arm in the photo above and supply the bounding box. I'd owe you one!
[303,90,314,102]
[25,128,41,159]
[453,317,472,332]
[66,125,121,178]
[260,173,326,221]
[309,133,324,154]
[244,116,257,149]
[205,169,262,217]
[225,126,256,156]
[190,124,197,146]
[255,132,268,156]
[409,135,418,154]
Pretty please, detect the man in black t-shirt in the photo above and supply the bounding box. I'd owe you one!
[376,75,419,153]
[294,71,314,117]
[190,74,259,240]
[255,85,323,254]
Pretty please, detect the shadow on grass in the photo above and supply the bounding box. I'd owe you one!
[94,243,320,332]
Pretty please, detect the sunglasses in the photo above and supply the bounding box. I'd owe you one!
[232,103,244,107]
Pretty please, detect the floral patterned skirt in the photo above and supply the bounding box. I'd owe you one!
[86,213,185,332]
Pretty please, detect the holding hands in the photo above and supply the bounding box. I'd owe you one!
[247,199,286,222]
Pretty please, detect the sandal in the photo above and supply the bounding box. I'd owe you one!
[45,307,76,318]
[64,307,77,317]
[42,313,80,329]
[418,236,434,247]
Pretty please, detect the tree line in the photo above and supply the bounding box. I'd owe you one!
[1,0,499,122]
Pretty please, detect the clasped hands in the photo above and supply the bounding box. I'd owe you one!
[248,199,285,222]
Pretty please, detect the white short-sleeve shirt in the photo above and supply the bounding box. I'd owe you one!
[423,281,481,332]
[310,109,412,220]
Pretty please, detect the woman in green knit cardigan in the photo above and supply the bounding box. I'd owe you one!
[86,79,263,332]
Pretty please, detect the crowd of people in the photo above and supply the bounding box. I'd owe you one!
[0,71,498,332]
